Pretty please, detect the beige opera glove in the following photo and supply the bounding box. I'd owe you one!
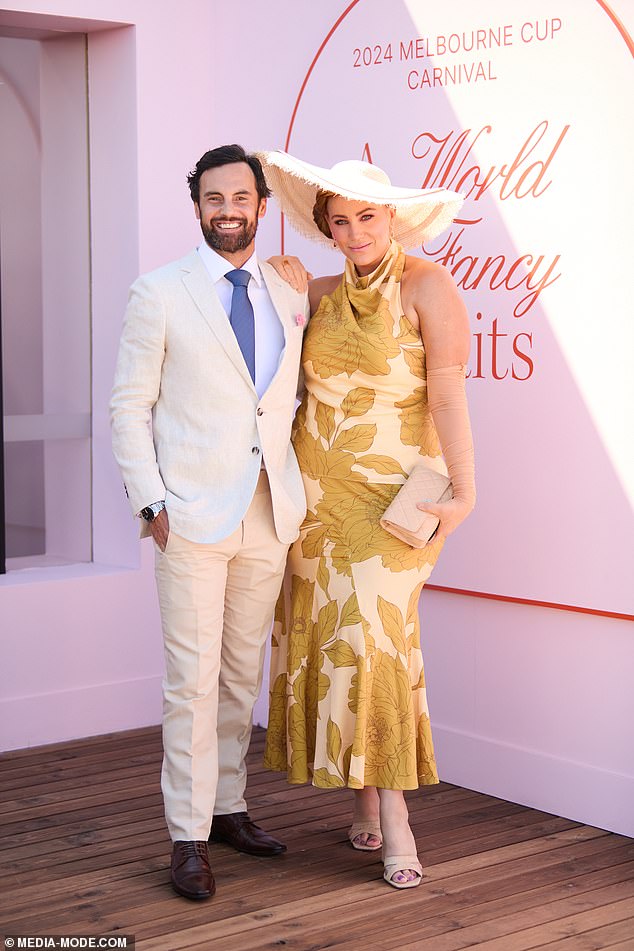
[419,363,476,537]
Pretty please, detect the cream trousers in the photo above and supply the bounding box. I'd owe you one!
[155,472,289,841]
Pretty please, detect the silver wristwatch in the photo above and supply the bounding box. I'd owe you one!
[140,500,166,521]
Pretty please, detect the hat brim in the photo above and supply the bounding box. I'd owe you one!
[258,150,464,249]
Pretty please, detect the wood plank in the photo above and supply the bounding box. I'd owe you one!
[402,896,634,951]
[0,725,163,763]
[0,781,532,861]
[125,838,634,949]
[0,808,614,890]
[68,860,634,951]
[0,799,572,871]
[1,725,631,950]
[0,755,161,793]
[534,921,634,950]
[0,780,469,851]
[0,819,608,931]
[117,883,634,951]
[5,830,631,942]
[209,884,634,951]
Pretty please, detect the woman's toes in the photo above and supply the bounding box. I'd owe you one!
[352,832,370,848]
[352,831,380,848]
[389,867,418,885]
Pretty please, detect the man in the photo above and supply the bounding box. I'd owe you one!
[110,145,308,901]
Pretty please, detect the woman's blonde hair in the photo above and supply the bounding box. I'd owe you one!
[312,189,337,239]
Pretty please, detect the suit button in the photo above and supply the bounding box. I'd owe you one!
[252,446,260,455]
[256,408,263,416]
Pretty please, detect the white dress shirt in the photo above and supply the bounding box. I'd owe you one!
[197,242,285,398]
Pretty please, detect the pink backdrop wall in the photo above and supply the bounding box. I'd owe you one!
[0,0,223,746]
[224,0,634,837]
[0,0,632,837]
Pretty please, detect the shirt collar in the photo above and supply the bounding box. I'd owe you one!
[197,242,263,287]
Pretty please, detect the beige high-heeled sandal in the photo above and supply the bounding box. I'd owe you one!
[347,820,382,851]
[383,853,424,889]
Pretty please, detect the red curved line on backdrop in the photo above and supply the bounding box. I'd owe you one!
[425,584,634,621]
[282,1,634,620]
[282,0,634,250]
[281,0,362,250]
[593,0,634,56]
[284,0,363,151]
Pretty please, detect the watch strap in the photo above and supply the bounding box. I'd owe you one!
[140,500,166,521]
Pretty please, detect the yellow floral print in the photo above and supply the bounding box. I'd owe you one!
[302,282,401,379]
[396,388,442,457]
[264,241,445,790]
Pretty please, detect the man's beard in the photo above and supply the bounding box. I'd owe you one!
[201,215,258,254]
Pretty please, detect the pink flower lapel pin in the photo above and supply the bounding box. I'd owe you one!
[295,313,306,328]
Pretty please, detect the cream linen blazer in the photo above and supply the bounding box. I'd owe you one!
[110,250,309,545]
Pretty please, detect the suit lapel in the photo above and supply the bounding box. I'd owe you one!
[180,251,256,389]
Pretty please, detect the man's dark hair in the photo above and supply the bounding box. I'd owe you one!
[187,144,271,204]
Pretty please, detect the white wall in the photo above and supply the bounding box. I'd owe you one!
[422,591,634,837]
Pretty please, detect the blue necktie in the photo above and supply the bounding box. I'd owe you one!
[225,269,255,383]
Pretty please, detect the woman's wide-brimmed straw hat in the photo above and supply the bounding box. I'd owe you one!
[257,149,464,249]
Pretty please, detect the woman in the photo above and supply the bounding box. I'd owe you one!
[261,152,475,888]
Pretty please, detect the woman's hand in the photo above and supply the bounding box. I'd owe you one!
[268,255,312,293]
[417,497,473,543]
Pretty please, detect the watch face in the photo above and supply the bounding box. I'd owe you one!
[141,501,164,521]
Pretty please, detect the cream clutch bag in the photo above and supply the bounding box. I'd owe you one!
[380,464,453,548]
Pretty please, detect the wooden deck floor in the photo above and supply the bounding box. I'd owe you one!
[0,726,633,950]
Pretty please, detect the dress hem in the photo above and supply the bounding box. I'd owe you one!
[262,762,441,791]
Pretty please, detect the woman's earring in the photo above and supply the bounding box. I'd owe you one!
[333,240,338,249]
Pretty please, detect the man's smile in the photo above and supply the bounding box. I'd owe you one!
[213,219,245,230]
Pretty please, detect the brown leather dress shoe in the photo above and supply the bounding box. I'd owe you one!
[170,840,216,900]
[209,812,286,856]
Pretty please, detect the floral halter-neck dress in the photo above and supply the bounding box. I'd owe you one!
[265,241,448,790]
